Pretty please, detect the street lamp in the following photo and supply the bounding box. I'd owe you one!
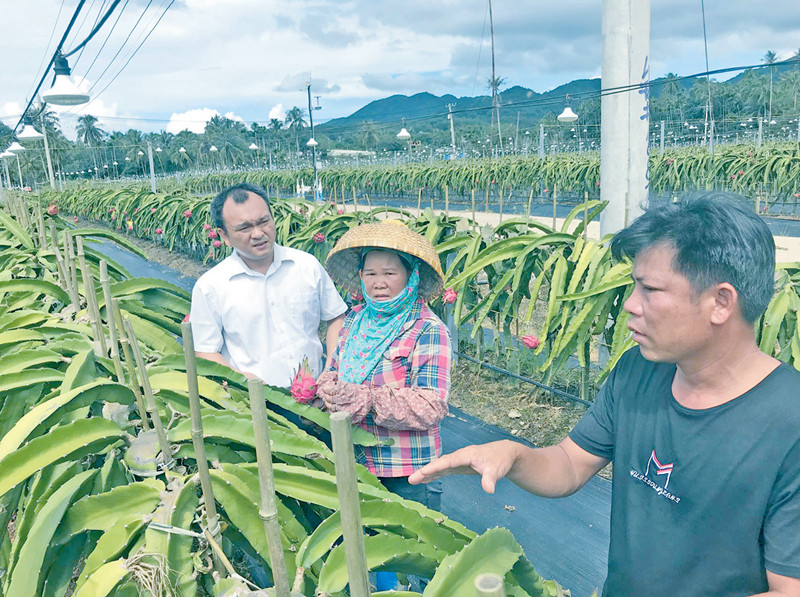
[6,142,26,188]
[17,116,44,142]
[558,106,578,123]
[42,52,90,106]
[1,151,14,188]
[306,137,320,199]
[397,124,411,160]
[306,81,323,200]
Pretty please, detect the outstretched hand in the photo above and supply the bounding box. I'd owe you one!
[408,441,520,494]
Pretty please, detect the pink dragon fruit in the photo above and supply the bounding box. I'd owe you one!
[442,287,458,304]
[521,335,540,349]
[290,357,317,404]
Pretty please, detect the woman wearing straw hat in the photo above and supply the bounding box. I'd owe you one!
[319,220,451,512]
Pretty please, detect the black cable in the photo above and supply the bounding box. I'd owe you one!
[64,0,97,66]
[79,0,154,97]
[64,0,124,58]
[77,0,131,84]
[26,0,66,103]
[81,0,173,105]
[12,0,87,134]
[455,352,591,406]
[71,0,105,69]
[316,57,800,138]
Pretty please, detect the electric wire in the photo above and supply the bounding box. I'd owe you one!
[65,0,99,68]
[11,0,88,134]
[700,0,714,125]
[71,0,107,69]
[79,0,174,109]
[65,0,125,58]
[77,0,155,99]
[471,0,490,98]
[26,0,66,103]
[73,0,131,88]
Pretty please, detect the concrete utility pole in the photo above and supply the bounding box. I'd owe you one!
[599,0,651,237]
[147,142,156,193]
[538,123,545,159]
[307,82,322,199]
[41,113,56,190]
[447,103,457,157]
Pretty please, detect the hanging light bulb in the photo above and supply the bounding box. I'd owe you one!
[557,106,578,123]
[397,128,411,140]
[7,141,26,153]
[42,53,90,106]
[557,94,579,123]
[306,138,318,147]
[17,116,44,142]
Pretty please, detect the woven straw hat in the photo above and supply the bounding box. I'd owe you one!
[327,220,444,300]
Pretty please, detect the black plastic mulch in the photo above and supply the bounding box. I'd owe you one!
[95,239,611,596]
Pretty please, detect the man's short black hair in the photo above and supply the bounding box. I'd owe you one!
[610,192,775,323]
[211,182,272,231]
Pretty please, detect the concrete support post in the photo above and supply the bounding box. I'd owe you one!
[538,123,545,159]
[599,0,651,237]
[147,142,156,193]
[757,117,763,150]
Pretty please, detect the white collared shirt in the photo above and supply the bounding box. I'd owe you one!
[190,244,347,387]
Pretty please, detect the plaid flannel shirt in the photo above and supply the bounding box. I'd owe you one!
[329,299,451,477]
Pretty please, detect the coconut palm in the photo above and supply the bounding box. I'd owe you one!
[486,75,506,152]
[778,70,800,111]
[76,115,107,174]
[76,115,106,146]
[285,107,307,156]
[357,121,380,150]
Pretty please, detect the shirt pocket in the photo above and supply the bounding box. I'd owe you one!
[382,342,413,386]
[285,290,319,324]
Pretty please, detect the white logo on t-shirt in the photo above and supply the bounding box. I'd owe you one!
[645,449,674,489]
[629,448,681,504]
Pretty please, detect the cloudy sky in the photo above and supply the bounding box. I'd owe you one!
[1,0,798,139]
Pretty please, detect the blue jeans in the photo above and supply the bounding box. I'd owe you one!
[374,476,443,591]
[379,475,443,511]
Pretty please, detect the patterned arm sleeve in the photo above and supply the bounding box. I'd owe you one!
[369,320,451,431]
[316,371,373,423]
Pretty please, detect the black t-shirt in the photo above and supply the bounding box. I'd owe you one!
[570,348,800,596]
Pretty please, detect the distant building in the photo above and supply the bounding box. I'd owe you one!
[327,149,376,158]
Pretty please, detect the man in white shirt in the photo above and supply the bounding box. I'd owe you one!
[190,183,347,387]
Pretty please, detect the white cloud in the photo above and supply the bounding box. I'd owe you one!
[224,112,245,124]
[268,104,285,121]
[166,108,220,134]
[1,0,798,133]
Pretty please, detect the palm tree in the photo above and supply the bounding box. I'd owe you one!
[284,107,307,156]
[357,121,380,150]
[76,115,106,146]
[763,50,778,122]
[778,70,800,111]
[76,115,106,174]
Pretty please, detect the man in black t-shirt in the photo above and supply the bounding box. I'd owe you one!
[410,193,800,596]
